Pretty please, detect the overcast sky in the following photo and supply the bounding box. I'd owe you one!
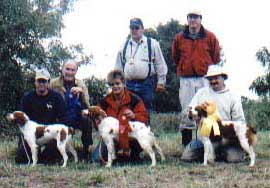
[62,0,270,99]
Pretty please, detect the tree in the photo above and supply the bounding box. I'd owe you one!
[145,19,184,112]
[0,0,90,135]
[249,47,270,98]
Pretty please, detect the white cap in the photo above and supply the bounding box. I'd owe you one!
[35,69,51,80]
[205,65,228,80]
[187,9,202,16]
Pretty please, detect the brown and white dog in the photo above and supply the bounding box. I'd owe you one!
[7,111,78,167]
[188,102,257,166]
[83,106,165,167]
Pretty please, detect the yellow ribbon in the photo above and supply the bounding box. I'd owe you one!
[200,113,220,137]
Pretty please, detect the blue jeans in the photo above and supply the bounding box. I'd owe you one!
[126,76,155,113]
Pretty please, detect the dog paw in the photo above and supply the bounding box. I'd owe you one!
[105,163,112,168]
[161,156,165,161]
[202,163,208,166]
[249,163,255,167]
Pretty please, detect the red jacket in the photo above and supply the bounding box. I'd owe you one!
[172,26,220,76]
[99,89,148,124]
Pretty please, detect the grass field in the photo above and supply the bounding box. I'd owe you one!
[0,131,269,188]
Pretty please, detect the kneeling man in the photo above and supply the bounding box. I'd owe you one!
[181,65,246,163]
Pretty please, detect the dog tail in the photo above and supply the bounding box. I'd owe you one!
[246,125,257,146]
[68,127,75,135]
[248,126,257,134]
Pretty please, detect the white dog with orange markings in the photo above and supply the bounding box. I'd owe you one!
[82,106,165,167]
[7,111,78,167]
[188,101,257,166]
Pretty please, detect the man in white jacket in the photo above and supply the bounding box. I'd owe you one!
[181,65,246,162]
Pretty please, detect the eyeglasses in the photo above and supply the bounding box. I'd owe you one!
[130,26,140,30]
[36,79,48,84]
[108,82,122,87]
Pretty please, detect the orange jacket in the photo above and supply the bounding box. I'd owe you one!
[172,26,220,76]
[99,89,148,124]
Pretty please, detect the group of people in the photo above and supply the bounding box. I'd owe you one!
[16,10,247,164]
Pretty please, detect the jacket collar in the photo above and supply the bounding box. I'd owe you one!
[59,75,80,86]
[130,35,147,45]
[104,89,132,108]
[183,25,206,39]
[210,85,230,94]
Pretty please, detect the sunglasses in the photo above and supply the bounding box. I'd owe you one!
[36,79,48,84]
[108,82,122,87]
[130,25,140,30]
[207,76,221,81]
[188,14,201,19]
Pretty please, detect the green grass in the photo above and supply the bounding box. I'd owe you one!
[0,131,270,188]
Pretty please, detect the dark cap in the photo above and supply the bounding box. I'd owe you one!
[130,18,144,28]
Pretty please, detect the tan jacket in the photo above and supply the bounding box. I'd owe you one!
[50,76,90,108]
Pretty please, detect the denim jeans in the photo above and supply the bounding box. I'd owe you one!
[126,76,155,113]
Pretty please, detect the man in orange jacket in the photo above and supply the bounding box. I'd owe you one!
[172,10,220,147]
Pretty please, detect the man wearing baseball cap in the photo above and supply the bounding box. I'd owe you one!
[172,10,221,147]
[16,68,67,164]
[115,17,168,114]
[181,65,246,163]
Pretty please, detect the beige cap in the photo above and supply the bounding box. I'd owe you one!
[205,65,228,80]
[187,10,202,16]
[35,69,51,80]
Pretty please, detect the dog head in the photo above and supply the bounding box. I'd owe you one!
[6,111,29,127]
[188,101,217,121]
[82,106,107,130]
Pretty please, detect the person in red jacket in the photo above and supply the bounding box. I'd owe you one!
[172,10,220,147]
[98,70,149,161]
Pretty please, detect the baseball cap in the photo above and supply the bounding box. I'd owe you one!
[35,69,51,80]
[130,18,144,28]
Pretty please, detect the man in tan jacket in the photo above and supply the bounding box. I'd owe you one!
[50,61,92,161]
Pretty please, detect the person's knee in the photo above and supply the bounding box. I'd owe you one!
[223,146,245,163]
[181,140,204,162]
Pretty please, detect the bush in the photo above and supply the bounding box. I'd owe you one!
[84,76,108,105]
[242,97,270,130]
[150,112,180,133]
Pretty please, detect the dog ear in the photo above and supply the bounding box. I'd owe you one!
[195,104,207,117]
[88,106,107,119]
[99,109,107,118]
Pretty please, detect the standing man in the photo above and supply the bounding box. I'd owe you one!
[16,69,67,163]
[50,61,92,160]
[115,18,168,113]
[172,10,220,147]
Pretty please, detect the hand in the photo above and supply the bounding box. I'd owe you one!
[71,87,83,95]
[155,84,165,92]
[123,109,135,119]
